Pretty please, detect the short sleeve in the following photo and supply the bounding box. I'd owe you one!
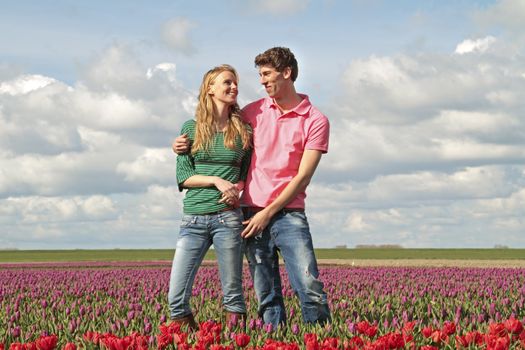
[176,154,196,192]
[305,114,330,153]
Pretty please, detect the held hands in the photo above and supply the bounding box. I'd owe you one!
[215,178,240,207]
[173,135,240,206]
[172,134,190,154]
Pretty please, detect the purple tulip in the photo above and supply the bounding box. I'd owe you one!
[12,326,21,338]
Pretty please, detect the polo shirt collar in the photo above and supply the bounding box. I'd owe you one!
[266,94,312,117]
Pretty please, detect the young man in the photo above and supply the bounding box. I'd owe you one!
[173,47,331,328]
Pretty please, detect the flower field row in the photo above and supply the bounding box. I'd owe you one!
[1,263,524,349]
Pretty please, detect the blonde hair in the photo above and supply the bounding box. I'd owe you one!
[192,64,251,154]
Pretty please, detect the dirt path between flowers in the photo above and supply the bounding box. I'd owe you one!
[316,259,525,268]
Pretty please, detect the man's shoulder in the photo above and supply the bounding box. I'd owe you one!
[307,105,329,125]
[241,97,267,113]
[297,94,328,122]
[241,98,268,123]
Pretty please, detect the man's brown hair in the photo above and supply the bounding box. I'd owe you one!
[254,47,298,82]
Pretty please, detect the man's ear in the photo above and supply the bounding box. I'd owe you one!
[282,67,292,80]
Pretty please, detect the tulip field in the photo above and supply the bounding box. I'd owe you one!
[1,261,525,350]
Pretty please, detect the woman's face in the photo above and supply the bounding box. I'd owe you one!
[208,70,238,107]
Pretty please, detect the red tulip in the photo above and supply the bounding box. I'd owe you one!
[234,333,250,347]
[489,323,508,338]
[442,321,456,336]
[356,321,370,335]
[431,330,447,344]
[9,344,37,350]
[61,343,76,350]
[456,331,484,348]
[485,334,510,350]
[304,334,319,350]
[36,335,58,350]
[421,326,433,338]
[156,333,173,350]
[321,337,339,349]
[402,321,416,334]
[173,332,188,345]
[504,318,523,334]
[344,336,364,350]
[209,345,233,350]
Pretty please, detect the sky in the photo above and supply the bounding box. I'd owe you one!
[1,0,524,249]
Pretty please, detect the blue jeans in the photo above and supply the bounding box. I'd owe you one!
[168,208,246,319]
[244,209,331,328]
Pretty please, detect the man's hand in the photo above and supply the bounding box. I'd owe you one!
[219,195,240,207]
[214,178,239,206]
[241,209,272,239]
[218,182,243,207]
[172,134,190,154]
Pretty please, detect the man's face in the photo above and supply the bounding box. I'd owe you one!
[258,65,288,98]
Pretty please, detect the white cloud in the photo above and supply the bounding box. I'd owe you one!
[77,126,122,152]
[0,74,57,95]
[323,37,525,184]
[306,181,525,248]
[366,166,512,202]
[345,212,370,232]
[137,185,182,220]
[436,139,524,161]
[0,187,183,249]
[82,195,116,219]
[81,45,145,93]
[0,44,198,200]
[455,36,496,55]
[431,110,516,135]
[2,195,116,223]
[72,89,151,129]
[116,148,175,184]
[146,63,177,82]
[161,18,196,55]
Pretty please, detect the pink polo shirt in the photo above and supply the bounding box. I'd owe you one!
[241,94,329,209]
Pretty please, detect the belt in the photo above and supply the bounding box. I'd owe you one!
[243,207,304,214]
[201,207,234,215]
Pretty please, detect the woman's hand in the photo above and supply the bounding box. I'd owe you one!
[214,178,239,205]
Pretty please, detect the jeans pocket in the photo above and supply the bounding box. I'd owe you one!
[180,215,196,228]
[219,210,242,229]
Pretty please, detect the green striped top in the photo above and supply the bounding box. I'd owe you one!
[176,119,252,214]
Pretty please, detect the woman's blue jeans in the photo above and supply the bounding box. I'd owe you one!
[244,209,331,328]
[168,208,246,319]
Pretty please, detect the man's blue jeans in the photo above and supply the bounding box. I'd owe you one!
[168,208,246,319]
[244,209,331,328]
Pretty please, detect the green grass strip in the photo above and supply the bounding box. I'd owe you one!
[0,248,524,263]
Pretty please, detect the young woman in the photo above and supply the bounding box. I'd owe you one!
[167,64,252,330]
